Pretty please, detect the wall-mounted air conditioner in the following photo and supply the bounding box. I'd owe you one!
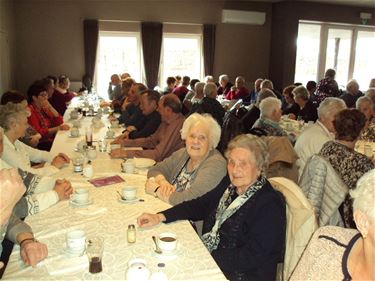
[222,9,266,25]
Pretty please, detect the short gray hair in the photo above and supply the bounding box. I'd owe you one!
[292,85,309,101]
[346,79,359,93]
[317,97,347,120]
[350,169,375,222]
[203,82,217,98]
[260,79,273,90]
[0,103,30,131]
[259,97,281,119]
[204,75,214,83]
[180,113,221,149]
[356,96,373,110]
[194,82,205,95]
[225,134,269,175]
[255,88,276,107]
[219,74,229,82]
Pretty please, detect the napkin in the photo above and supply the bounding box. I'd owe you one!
[45,255,88,276]
[75,205,107,216]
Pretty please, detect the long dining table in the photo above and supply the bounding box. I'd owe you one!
[3,102,227,280]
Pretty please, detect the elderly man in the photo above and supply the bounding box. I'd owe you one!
[340,79,363,108]
[247,78,263,105]
[260,79,282,100]
[225,76,249,100]
[0,169,48,269]
[217,74,233,97]
[117,83,147,125]
[294,97,347,177]
[190,82,226,126]
[107,74,122,100]
[173,76,190,102]
[293,86,318,122]
[110,94,185,162]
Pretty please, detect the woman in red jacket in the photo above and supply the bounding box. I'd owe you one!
[27,80,70,151]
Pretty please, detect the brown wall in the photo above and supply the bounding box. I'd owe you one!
[13,0,272,93]
[269,1,375,90]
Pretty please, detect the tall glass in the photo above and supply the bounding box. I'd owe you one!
[87,236,104,274]
[85,127,93,147]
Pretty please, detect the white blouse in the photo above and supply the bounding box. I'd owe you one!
[2,135,59,176]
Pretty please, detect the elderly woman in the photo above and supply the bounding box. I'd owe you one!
[281,85,299,118]
[356,96,375,141]
[1,91,41,147]
[145,113,226,205]
[314,68,340,105]
[291,169,375,280]
[138,134,286,281]
[292,85,318,122]
[252,97,287,137]
[217,74,233,97]
[319,109,374,228]
[0,103,70,176]
[49,75,76,115]
[27,80,70,151]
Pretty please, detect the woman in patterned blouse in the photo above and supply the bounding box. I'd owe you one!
[356,96,375,141]
[319,109,374,228]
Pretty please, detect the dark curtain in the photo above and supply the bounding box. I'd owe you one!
[83,19,99,84]
[203,24,216,76]
[141,22,163,89]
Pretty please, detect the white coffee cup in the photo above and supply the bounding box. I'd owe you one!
[122,186,137,200]
[87,147,97,160]
[70,128,79,137]
[83,165,94,178]
[106,130,115,138]
[71,188,89,204]
[121,160,135,174]
[66,230,86,252]
[158,232,177,252]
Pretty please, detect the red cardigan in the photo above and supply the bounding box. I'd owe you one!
[28,104,63,138]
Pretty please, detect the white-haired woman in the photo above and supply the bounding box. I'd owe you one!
[139,134,286,280]
[291,169,375,280]
[293,85,318,122]
[217,74,233,96]
[252,97,287,136]
[356,96,375,141]
[0,103,70,176]
[145,113,226,205]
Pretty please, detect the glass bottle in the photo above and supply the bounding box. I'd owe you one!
[127,224,136,243]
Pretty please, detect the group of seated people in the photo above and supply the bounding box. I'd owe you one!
[1,68,375,280]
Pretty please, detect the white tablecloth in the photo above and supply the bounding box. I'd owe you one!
[3,106,227,280]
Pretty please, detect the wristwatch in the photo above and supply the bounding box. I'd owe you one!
[20,237,38,247]
[153,186,160,198]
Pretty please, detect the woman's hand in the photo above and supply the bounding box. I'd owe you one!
[157,185,176,202]
[137,213,166,228]
[29,133,42,147]
[51,153,70,168]
[59,124,70,131]
[53,179,73,200]
[20,240,48,268]
[145,177,160,194]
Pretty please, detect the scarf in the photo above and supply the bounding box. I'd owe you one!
[201,176,266,252]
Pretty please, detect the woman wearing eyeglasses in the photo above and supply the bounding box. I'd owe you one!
[27,80,70,151]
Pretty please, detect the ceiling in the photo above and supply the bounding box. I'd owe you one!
[251,0,375,8]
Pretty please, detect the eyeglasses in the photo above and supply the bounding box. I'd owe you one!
[38,91,48,97]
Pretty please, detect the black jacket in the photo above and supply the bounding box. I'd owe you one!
[189,97,226,126]
[162,175,286,281]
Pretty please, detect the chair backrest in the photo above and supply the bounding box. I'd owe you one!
[217,111,244,153]
[299,154,348,227]
[269,177,317,281]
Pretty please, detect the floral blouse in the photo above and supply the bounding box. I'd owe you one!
[360,116,375,141]
[319,141,374,227]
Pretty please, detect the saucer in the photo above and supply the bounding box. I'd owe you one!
[118,197,140,204]
[69,198,93,207]
[62,243,86,257]
[69,134,81,138]
[151,245,184,260]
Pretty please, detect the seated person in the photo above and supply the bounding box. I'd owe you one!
[161,76,176,95]
[190,82,225,126]
[294,97,347,177]
[107,74,122,100]
[306,80,317,97]
[319,109,374,228]
[117,83,147,126]
[252,97,287,137]
[217,74,233,97]
[115,90,161,140]
[291,169,375,281]
[292,85,318,122]
[0,103,70,176]
[0,168,48,269]
[1,91,41,147]
[113,77,135,113]
[0,128,73,218]
[190,82,205,104]
[366,87,375,105]
[173,76,190,102]
[145,113,226,205]
[340,79,363,108]
[111,94,185,162]
[281,85,299,118]
[27,80,70,151]
[356,96,375,141]
[48,75,76,115]
[313,68,340,105]
[225,76,249,100]
[241,89,276,133]
[182,79,200,113]
[246,78,263,105]
[260,79,282,100]
[137,134,286,281]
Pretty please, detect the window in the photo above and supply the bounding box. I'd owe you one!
[295,22,375,90]
[95,31,142,99]
[159,33,203,88]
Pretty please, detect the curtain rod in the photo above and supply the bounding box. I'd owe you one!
[98,19,202,26]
